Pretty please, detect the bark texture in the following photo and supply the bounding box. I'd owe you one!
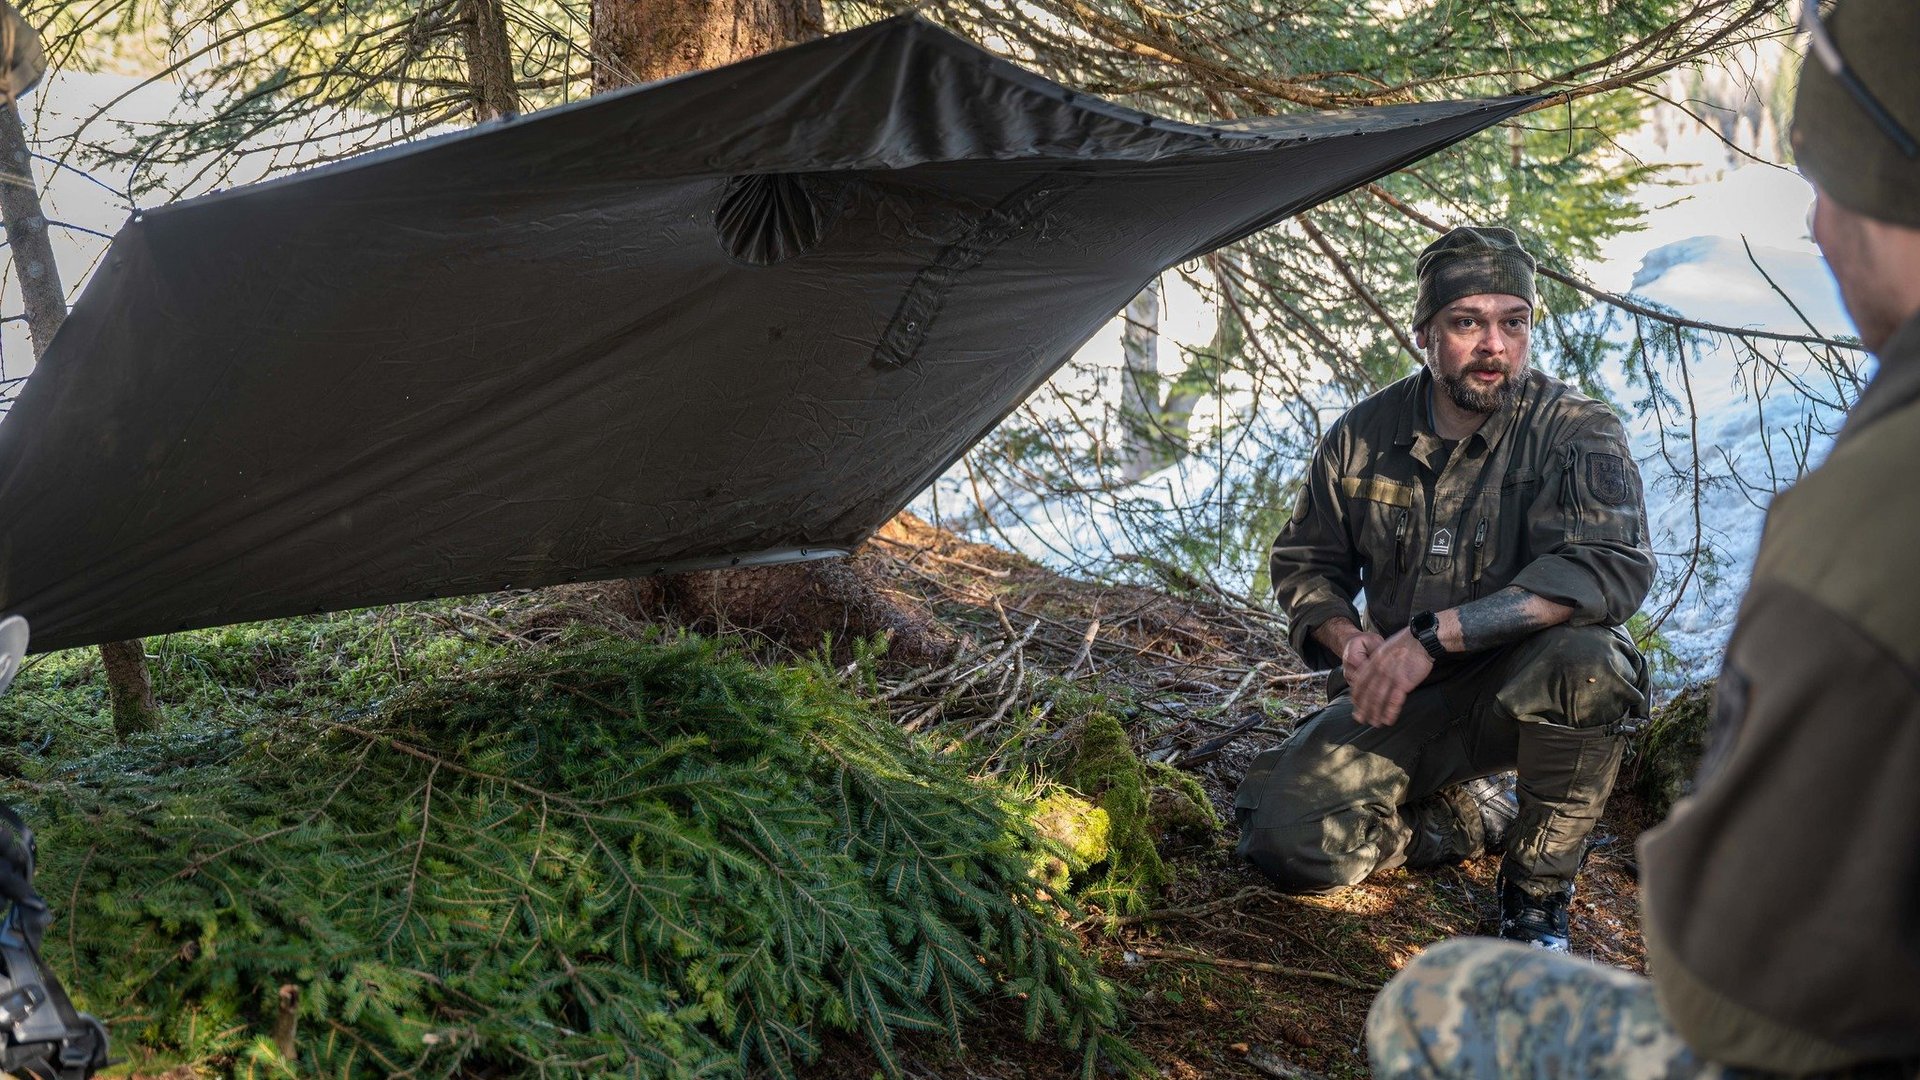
[589,0,951,665]
[0,102,160,736]
[462,0,520,121]
[1117,277,1230,485]
[0,106,64,358]
[98,638,159,739]
[591,0,821,90]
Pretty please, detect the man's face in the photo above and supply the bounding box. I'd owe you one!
[1809,184,1910,354]
[1415,293,1532,414]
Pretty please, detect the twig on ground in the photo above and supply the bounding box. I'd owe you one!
[1221,660,1271,712]
[991,597,1016,637]
[965,641,1027,739]
[1066,617,1100,679]
[1245,1043,1332,1080]
[1085,885,1269,929]
[881,641,979,700]
[1175,716,1268,767]
[871,533,1014,578]
[387,760,440,946]
[902,620,1039,731]
[454,608,536,646]
[1126,943,1376,991]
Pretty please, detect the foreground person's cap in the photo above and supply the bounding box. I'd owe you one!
[1793,0,1920,227]
[1412,225,1537,333]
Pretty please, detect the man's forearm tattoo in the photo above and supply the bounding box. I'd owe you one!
[1453,586,1557,652]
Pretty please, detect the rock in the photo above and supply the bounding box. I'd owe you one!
[1626,681,1715,821]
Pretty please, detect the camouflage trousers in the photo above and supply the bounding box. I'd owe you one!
[1367,937,1733,1079]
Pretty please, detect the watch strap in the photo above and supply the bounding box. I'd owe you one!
[1412,611,1448,662]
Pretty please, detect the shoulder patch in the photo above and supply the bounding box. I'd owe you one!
[1587,452,1629,505]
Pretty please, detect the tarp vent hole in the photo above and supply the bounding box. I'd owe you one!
[715,173,829,266]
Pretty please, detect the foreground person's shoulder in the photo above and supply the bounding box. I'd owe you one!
[1753,399,1920,669]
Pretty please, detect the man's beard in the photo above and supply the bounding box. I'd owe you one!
[1437,364,1519,415]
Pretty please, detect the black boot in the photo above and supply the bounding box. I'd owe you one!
[1497,872,1572,953]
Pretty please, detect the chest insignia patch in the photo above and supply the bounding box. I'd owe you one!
[1588,452,1629,505]
[1428,526,1454,557]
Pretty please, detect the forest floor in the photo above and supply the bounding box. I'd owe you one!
[27,512,1667,1080]
[799,514,1658,1080]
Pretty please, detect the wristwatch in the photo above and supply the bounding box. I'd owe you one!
[1409,610,1449,662]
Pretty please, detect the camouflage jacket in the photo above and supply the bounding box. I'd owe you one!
[1270,367,1654,668]
[1639,313,1920,1072]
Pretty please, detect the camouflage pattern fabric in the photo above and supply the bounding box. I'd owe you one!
[1370,938,1917,1080]
[1367,937,1734,1080]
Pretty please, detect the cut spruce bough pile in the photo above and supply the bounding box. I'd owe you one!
[5,631,1137,1079]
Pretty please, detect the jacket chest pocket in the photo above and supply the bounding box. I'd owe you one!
[1467,467,1537,596]
[1342,475,1417,599]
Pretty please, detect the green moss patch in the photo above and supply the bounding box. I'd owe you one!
[1055,708,1215,914]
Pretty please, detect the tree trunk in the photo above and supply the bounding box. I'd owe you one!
[588,0,949,664]
[0,102,160,736]
[99,639,159,739]
[1117,280,1161,484]
[1116,277,1224,485]
[462,0,519,122]
[591,0,820,90]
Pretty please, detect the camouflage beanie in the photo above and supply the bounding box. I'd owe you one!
[1792,0,1920,229]
[1411,226,1536,333]
[0,3,42,105]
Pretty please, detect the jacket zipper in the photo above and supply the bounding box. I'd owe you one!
[1394,509,1411,573]
[1468,519,1488,598]
[1561,446,1584,541]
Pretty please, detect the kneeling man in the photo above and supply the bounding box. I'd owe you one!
[1235,226,1654,950]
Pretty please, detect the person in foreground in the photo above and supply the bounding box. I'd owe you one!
[1233,223,1654,951]
[1367,1,1920,1075]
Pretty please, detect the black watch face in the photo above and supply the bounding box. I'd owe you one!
[1412,611,1435,633]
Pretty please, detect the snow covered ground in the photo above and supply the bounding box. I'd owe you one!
[1609,167,1859,678]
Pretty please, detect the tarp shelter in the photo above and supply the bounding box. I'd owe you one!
[0,15,1532,653]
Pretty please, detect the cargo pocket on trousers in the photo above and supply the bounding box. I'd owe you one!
[1233,746,1286,825]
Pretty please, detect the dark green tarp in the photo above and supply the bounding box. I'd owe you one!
[0,14,1530,652]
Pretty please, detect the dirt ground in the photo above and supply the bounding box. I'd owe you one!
[805,514,1658,1080]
